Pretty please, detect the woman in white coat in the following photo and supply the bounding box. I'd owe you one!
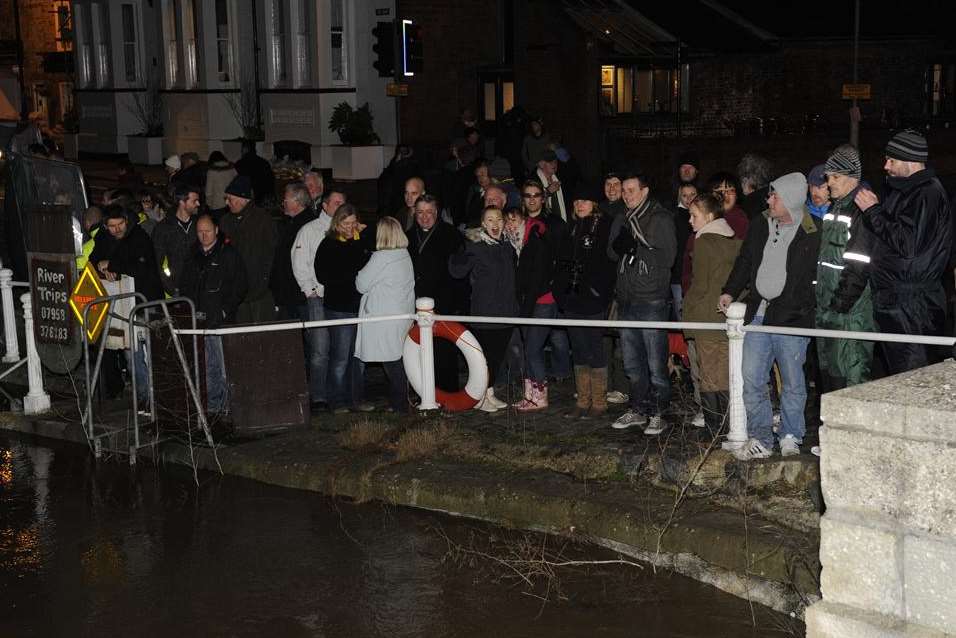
[355,217,416,412]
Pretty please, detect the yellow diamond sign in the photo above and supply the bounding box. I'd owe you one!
[69,264,110,341]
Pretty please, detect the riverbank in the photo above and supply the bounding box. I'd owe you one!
[0,384,821,618]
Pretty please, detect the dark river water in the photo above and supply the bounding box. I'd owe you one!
[0,433,800,637]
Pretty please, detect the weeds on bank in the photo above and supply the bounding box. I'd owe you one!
[337,418,395,450]
[395,421,455,461]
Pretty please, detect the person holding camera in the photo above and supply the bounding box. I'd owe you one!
[553,184,617,419]
[607,173,677,435]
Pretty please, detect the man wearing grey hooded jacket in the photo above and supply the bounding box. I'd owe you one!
[719,172,821,461]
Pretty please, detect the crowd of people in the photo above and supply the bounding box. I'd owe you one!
[78,125,952,461]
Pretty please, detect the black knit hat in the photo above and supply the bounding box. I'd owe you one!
[677,150,700,169]
[572,182,601,204]
[885,129,928,162]
[824,144,862,180]
[225,175,252,199]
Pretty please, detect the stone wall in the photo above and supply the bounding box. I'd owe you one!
[806,360,956,637]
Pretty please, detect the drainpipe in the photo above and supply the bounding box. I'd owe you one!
[13,0,27,121]
[250,0,263,133]
[675,39,682,139]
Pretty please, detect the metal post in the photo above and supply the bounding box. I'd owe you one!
[722,302,747,451]
[415,297,439,411]
[1,269,20,363]
[849,0,860,148]
[20,292,50,415]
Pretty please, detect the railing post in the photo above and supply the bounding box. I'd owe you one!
[415,297,439,411]
[1,268,20,363]
[20,292,51,415]
[722,301,748,450]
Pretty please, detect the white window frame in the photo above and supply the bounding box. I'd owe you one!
[90,2,110,88]
[213,0,237,85]
[73,4,93,88]
[329,0,350,86]
[265,0,288,88]
[119,3,140,84]
[181,0,199,89]
[290,0,311,88]
[161,0,179,88]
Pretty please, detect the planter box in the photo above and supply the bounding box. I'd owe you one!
[62,133,80,160]
[127,135,164,166]
[330,145,389,181]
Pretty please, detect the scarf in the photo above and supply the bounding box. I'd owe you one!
[806,198,829,219]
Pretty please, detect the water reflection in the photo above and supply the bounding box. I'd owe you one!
[0,434,801,637]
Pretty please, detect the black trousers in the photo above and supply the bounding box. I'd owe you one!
[473,327,514,387]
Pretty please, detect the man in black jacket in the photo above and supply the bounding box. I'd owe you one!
[152,183,199,296]
[854,130,952,375]
[180,214,247,413]
[719,172,821,461]
[271,181,316,320]
[89,205,165,406]
[406,194,463,391]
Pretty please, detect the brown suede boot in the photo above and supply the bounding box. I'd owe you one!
[565,366,591,419]
[589,367,608,418]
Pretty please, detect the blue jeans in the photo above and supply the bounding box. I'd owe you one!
[126,334,150,407]
[670,284,684,321]
[522,302,557,382]
[326,309,363,409]
[742,315,810,449]
[204,335,228,413]
[306,296,331,403]
[619,299,671,415]
[547,324,571,379]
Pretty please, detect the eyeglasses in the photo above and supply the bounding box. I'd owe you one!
[522,193,543,199]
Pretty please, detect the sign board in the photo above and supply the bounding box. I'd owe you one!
[30,253,73,346]
[386,82,409,97]
[375,7,391,16]
[69,263,110,342]
[842,83,871,100]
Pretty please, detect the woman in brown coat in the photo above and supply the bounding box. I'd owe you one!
[682,193,742,436]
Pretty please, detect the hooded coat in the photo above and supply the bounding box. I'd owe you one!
[448,229,519,327]
[683,218,741,341]
[354,249,415,362]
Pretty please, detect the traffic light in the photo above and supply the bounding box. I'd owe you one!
[401,19,423,76]
[372,21,395,78]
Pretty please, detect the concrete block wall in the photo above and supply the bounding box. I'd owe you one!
[806,360,956,637]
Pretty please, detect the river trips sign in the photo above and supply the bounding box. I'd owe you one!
[30,254,73,345]
[68,264,109,342]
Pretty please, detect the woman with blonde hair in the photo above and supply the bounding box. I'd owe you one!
[682,193,742,436]
[355,217,415,412]
[315,204,373,412]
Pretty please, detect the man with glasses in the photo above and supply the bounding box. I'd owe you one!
[719,172,820,460]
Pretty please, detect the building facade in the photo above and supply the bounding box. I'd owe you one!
[70,0,398,166]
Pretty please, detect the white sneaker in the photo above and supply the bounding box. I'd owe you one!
[606,390,629,404]
[485,388,507,409]
[811,445,821,457]
[733,438,773,461]
[772,411,781,433]
[475,396,499,413]
[779,434,801,457]
[643,415,666,436]
[611,410,647,430]
[691,410,705,428]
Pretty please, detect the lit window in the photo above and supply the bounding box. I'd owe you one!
[54,1,73,53]
[599,64,690,116]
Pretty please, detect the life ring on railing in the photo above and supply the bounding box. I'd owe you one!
[403,321,488,412]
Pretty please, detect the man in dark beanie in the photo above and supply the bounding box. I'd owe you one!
[815,144,875,392]
[855,130,951,375]
[220,175,278,323]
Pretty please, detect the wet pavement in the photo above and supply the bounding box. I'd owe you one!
[0,432,801,637]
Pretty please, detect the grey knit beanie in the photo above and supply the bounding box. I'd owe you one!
[769,172,808,217]
[885,129,928,162]
[824,144,862,180]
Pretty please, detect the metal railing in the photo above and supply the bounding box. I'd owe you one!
[168,297,956,452]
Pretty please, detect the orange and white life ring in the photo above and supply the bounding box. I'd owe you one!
[403,321,488,411]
